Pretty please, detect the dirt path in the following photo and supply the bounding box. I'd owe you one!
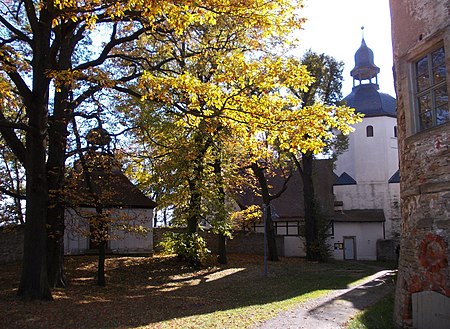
[257,270,396,329]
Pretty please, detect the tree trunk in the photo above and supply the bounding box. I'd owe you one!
[18,105,52,300]
[300,153,321,261]
[187,133,209,235]
[46,34,73,288]
[97,240,106,287]
[251,163,278,262]
[18,13,53,299]
[46,89,70,288]
[217,234,227,264]
[187,177,201,235]
[46,204,67,288]
[214,157,227,265]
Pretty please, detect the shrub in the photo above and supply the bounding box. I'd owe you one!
[159,231,210,267]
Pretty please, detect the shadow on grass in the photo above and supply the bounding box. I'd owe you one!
[302,270,396,328]
[0,254,397,329]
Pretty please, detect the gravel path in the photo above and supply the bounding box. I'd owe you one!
[257,270,396,329]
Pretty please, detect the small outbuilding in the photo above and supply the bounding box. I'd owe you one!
[64,152,156,255]
[330,209,385,260]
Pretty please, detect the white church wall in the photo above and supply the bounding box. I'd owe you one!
[333,114,400,238]
[334,182,401,238]
[335,130,357,179]
[385,183,401,238]
[335,116,398,183]
[335,183,386,210]
[355,116,398,183]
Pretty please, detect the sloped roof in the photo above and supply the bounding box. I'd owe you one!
[334,172,357,185]
[334,209,385,222]
[388,169,400,183]
[343,84,396,118]
[239,159,335,219]
[69,153,156,209]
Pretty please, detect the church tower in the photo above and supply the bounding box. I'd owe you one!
[331,33,400,261]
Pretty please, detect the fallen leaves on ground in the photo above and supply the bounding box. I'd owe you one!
[0,254,394,329]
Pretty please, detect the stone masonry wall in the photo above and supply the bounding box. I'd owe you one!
[1,226,284,264]
[154,227,284,256]
[390,1,450,326]
[394,126,450,327]
[0,225,24,264]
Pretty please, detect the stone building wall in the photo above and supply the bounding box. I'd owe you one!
[389,0,450,327]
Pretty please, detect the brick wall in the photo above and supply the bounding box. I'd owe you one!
[0,225,24,264]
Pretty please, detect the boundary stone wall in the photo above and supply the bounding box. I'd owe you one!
[0,225,24,264]
[154,227,284,256]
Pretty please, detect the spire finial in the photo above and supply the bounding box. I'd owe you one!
[361,26,365,39]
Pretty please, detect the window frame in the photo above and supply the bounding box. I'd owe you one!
[412,44,448,133]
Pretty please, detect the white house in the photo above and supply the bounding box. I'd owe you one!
[64,152,156,255]
[331,37,400,260]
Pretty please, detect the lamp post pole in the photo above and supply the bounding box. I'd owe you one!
[263,203,268,277]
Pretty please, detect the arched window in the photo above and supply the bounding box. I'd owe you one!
[366,125,374,137]
[394,126,397,137]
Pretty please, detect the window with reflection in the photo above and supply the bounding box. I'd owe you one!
[415,46,448,131]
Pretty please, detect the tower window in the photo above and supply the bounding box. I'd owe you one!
[394,126,397,137]
[414,46,448,131]
[366,125,374,137]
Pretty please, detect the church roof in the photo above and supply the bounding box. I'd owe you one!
[388,169,400,183]
[345,34,397,118]
[344,83,396,118]
[69,152,157,209]
[334,172,357,185]
[74,170,157,209]
[239,159,335,219]
[350,38,380,80]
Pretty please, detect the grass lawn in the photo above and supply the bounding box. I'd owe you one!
[0,254,396,329]
[346,292,395,329]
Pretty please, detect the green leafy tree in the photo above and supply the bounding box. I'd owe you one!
[123,10,362,266]
[289,50,354,261]
[1,0,292,300]
[121,5,309,265]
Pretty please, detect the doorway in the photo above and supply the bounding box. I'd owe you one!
[343,236,356,260]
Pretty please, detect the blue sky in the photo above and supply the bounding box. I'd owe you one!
[295,0,395,97]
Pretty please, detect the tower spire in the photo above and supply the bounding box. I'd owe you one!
[350,28,380,88]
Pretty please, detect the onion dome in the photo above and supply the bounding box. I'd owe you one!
[350,38,380,82]
[343,30,396,118]
[343,84,396,118]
